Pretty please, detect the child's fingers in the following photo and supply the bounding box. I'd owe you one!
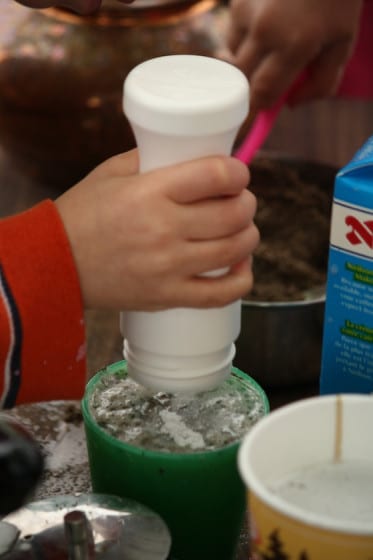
[157,157,250,203]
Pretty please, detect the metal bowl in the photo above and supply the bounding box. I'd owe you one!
[233,155,337,389]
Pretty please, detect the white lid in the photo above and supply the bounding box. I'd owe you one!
[123,55,249,135]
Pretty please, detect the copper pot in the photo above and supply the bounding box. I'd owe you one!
[0,0,229,187]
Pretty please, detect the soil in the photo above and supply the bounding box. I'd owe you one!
[245,157,334,302]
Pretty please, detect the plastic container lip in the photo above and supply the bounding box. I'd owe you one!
[123,340,235,393]
[124,341,235,377]
[123,55,249,135]
[126,365,231,394]
[82,360,270,460]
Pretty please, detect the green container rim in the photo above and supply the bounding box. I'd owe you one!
[82,360,270,460]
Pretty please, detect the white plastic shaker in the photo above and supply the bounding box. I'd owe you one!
[121,54,249,393]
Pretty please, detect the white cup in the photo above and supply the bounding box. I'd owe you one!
[238,394,373,559]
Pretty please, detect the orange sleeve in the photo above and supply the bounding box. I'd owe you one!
[0,200,86,408]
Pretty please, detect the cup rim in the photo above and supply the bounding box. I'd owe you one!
[82,360,270,460]
[238,394,373,536]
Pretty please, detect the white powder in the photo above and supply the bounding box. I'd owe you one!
[90,370,266,453]
[159,410,205,450]
[47,422,87,470]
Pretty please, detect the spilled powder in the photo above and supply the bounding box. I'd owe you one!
[5,401,91,499]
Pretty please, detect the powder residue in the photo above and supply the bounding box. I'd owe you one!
[89,368,266,453]
[159,410,205,450]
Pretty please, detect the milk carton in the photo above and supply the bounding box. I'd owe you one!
[320,137,373,394]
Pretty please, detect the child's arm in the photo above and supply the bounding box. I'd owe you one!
[0,200,86,408]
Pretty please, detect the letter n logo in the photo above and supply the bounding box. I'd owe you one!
[345,216,373,249]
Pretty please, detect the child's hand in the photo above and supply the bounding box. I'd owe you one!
[55,150,259,311]
[226,0,363,112]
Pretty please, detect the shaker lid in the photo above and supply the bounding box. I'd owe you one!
[123,55,249,135]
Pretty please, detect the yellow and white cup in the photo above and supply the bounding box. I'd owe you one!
[238,394,373,559]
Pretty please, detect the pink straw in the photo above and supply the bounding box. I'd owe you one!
[234,72,307,165]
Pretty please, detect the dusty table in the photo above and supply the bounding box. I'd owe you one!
[3,400,91,498]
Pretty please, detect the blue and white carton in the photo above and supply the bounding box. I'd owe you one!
[320,136,373,394]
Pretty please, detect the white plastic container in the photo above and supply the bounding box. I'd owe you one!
[121,55,249,393]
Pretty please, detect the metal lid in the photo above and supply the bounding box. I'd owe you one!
[1,493,171,560]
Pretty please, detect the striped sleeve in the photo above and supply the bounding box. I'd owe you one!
[0,200,87,408]
[0,264,22,408]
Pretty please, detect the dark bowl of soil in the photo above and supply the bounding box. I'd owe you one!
[233,154,337,389]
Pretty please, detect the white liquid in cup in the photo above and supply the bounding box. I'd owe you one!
[270,460,373,524]
[238,394,373,539]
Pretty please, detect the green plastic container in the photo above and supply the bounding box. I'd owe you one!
[82,361,269,560]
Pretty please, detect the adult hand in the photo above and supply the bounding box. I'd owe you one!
[226,0,364,112]
[55,150,258,311]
